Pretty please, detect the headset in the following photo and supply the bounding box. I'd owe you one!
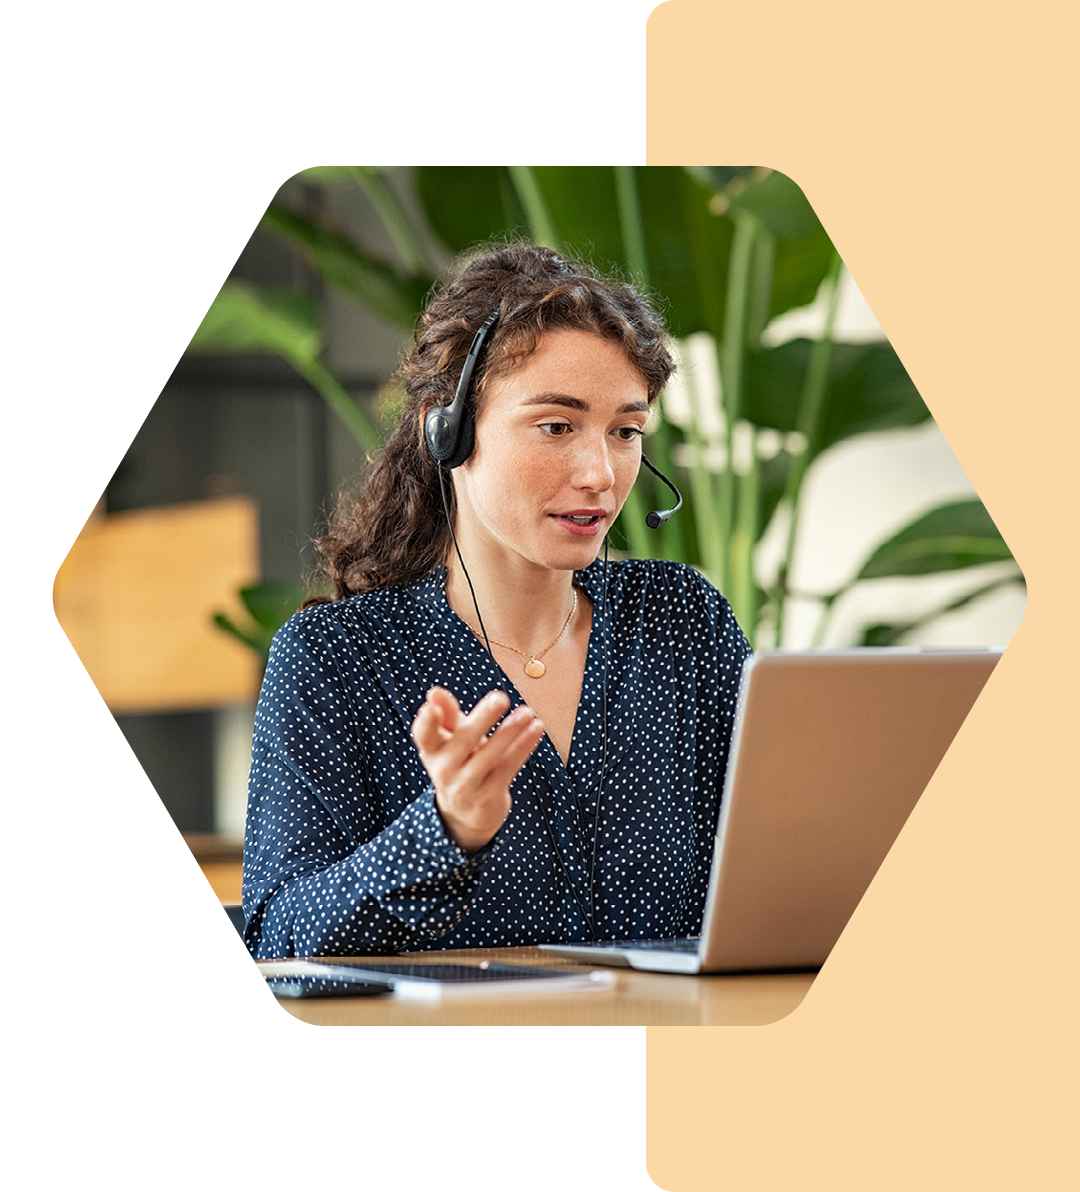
[423,309,500,470]
[425,308,684,940]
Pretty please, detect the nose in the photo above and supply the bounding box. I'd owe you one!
[574,432,615,494]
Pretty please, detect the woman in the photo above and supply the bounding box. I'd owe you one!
[242,243,750,959]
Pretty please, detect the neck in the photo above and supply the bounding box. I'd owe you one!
[444,550,580,654]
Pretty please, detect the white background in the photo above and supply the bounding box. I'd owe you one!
[6,3,660,1188]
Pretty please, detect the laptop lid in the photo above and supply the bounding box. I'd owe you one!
[697,648,1001,972]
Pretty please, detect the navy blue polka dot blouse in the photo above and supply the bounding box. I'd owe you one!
[241,558,749,959]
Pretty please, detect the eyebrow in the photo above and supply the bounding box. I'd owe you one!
[521,392,650,415]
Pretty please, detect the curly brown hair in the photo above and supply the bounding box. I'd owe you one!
[310,242,676,601]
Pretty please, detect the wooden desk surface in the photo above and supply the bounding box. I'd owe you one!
[273,947,815,1027]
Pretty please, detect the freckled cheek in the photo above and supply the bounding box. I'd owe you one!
[501,448,554,490]
[473,451,552,516]
[613,458,641,507]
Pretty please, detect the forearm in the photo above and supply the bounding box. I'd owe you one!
[244,786,494,958]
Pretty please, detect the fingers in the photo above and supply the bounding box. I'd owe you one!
[415,688,511,769]
[411,688,546,853]
[426,686,465,733]
[457,705,543,783]
[452,690,514,762]
[468,707,545,788]
[411,687,463,752]
[410,699,443,754]
[411,687,544,784]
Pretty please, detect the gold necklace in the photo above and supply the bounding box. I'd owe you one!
[468,589,578,679]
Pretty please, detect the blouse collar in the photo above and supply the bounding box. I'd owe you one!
[406,559,607,629]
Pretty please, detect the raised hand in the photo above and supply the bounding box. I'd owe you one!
[410,686,545,853]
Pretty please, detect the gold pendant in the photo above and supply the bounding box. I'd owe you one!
[524,658,546,679]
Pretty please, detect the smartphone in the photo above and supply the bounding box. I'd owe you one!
[265,973,394,999]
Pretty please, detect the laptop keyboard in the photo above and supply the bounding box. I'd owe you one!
[594,937,700,953]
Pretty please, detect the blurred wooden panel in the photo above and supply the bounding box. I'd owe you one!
[54,497,261,712]
[186,835,245,902]
[200,861,244,902]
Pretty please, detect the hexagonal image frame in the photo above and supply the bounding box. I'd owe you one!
[53,166,1025,1025]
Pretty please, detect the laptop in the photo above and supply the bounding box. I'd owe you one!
[541,647,1001,973]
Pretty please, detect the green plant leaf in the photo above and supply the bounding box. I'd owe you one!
[293,166,363,188]
[416,167,737,340]
[530,167,625,264]
[212,612,272,658]
[727,169,824,241]
[532,167,736,339]
[415,166,528,251]
[261,203,433,329]
[214,581,316,664]
[769,232,838,322]
[743,339,930,457]
[239,581,307,631]
[756,448,792,539]
[685,166,757,190]
[187,282,322,360]
[857,573,1026,645]
[187,280,383,452]
[724,170,835,319]
[858,622,909,647]
[640,167,733,339]
[856,499,1016,580]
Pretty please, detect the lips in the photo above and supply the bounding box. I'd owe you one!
[550,509,607,536]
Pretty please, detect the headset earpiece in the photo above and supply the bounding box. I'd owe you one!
[424,405,475,468]
[423,308,499,469]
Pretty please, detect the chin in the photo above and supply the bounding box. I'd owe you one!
[516,520,607,573]
[538,544,604,574]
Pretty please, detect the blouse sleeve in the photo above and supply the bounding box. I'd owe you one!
[241,609,493,959]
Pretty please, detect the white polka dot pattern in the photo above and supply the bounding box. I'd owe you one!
[241,559,749,959]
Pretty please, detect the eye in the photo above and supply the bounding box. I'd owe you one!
[539,422,572,436]
[615,426,644,442]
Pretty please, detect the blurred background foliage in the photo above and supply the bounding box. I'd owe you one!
[192,165,1023,655]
